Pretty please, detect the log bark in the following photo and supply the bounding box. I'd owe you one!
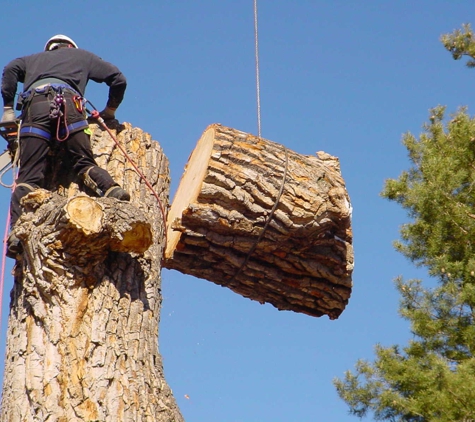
[164,124,353,319]
[1,122,183,421]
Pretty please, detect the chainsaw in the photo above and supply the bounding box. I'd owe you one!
[0,120,19,176]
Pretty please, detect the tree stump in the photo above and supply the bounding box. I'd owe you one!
[1,122,183,422]
[164,124,354,319]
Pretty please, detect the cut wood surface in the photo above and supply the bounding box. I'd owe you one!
[164,123,354,319]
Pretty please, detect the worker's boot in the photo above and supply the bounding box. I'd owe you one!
[6,232,22,259]
[105,186,131,201]
[83,167,130,201]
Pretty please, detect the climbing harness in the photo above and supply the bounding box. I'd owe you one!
[18,83,88,142]
[48,85,86,141]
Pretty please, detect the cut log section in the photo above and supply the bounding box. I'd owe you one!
[15,190,154,265]
[164,124,354,319]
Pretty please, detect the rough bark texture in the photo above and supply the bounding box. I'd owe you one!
[1,122,183,421]
[164,124,353,319]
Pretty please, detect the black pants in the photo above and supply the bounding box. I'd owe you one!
[11,91,117,227]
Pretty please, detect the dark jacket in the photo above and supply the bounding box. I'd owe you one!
[1,47,126,109]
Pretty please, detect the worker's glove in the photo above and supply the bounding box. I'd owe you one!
[99,106,117,120]
[1,107,15,122]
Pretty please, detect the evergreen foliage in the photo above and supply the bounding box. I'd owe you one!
[334,25,475,421]
[441,24,475,68]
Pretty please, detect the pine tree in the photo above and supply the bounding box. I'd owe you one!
[334,25,475,422]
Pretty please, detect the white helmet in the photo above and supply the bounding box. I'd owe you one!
[44,34,78,51]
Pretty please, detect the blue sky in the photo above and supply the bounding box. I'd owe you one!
[1,1,474,421]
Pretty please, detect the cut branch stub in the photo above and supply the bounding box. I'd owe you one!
[164,123,354,319]
[15,191,153,271]
[65,195,103,234]
[64,195,153,254]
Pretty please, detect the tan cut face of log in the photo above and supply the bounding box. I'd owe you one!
[165,123,354,320]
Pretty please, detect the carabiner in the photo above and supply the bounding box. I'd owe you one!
[73,95,84,113]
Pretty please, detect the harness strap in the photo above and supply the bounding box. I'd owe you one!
[59,120,88,137]
[20,120,88,141]
[21,83,80,99]
[20,126,51,140]
[49,84,80,96]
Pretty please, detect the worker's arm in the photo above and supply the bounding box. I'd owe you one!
[1,57,26,108]
[87,53,127,112]
[1,58,25,122]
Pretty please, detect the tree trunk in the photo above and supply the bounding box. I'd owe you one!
[1,122,183,421]
[164,124,353,319]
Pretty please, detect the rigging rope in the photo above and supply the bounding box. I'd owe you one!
[87,105,169,251]
[228,7,291,282]
[254,0,262,138]
[228,145,289,283]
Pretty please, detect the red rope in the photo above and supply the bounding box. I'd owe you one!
[91,111,168,250]
[55,98,69,142]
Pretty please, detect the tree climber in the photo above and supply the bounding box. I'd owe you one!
[1,34,130,258]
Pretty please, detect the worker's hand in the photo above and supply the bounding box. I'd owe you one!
[99,106,117,120]
[1,107,15,122]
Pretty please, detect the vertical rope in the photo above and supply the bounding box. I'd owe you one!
[254,0,262,138]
